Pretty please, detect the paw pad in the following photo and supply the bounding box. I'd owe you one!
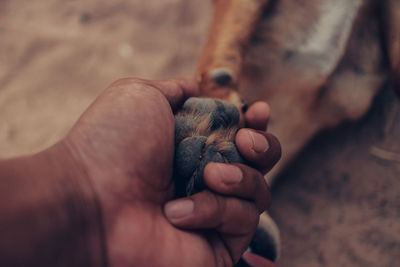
[174,97,244,196]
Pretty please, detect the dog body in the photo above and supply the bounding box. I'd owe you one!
[198,0,399,184]
[188,0,400,264]
[240,0,394,181]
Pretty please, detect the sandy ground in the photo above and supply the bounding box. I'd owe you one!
[1,0,399,266]
[0,0,210,157]
[270,87,400,266]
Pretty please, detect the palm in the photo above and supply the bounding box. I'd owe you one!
[68,85,219,266]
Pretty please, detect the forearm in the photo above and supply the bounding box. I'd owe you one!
[0,142,106,267]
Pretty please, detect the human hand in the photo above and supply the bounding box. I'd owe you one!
[62,77,281,266]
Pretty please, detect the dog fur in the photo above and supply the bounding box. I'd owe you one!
[190,0,400,264]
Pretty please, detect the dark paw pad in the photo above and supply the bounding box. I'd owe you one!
[211,68,233,86]
[174,97,244,196]
[249,227,279,262]
[234,226,280,267]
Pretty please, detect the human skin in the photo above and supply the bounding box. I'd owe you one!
[0,77,280,267]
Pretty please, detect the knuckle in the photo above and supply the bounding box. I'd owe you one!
[213,194,228,225]
[247,205,260,229]
[204,191,223,220]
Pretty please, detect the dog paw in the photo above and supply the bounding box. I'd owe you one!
[235,212,280,266]
[248,213,280,263]
[174,97,244,196]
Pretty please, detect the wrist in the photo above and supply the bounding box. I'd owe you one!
[0,141,107,267]
[41,140,108,267]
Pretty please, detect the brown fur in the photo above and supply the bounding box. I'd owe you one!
[197,0,400,184]
[174,109,238,153]
[192,3,400,258]
[197,0,269,98]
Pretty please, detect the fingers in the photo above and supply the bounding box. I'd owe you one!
[235,129,281,174]
[244,101,271,131]
[242,102,280,174]
[164,190,260,262]
[164,162,271,231]
[164,190,260,264]
[109,77,199,110]
[164,190,259,235]
[164,162,272,264]
[203,163,271,213]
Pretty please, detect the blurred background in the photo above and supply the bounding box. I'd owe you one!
[0,0,399,266]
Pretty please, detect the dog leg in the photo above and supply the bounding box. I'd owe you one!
[174,0,272,196]
[197,0,270,98]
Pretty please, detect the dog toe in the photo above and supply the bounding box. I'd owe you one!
[174,97,244,196]
[211,68,234,86]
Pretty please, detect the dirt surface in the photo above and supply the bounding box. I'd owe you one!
[1,0,399,266]
[270,86,400,266]
[0,0,210,157]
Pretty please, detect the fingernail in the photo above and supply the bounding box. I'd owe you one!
[247,130,269,153]
[212,163,243,184]
[164,199,194,220]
